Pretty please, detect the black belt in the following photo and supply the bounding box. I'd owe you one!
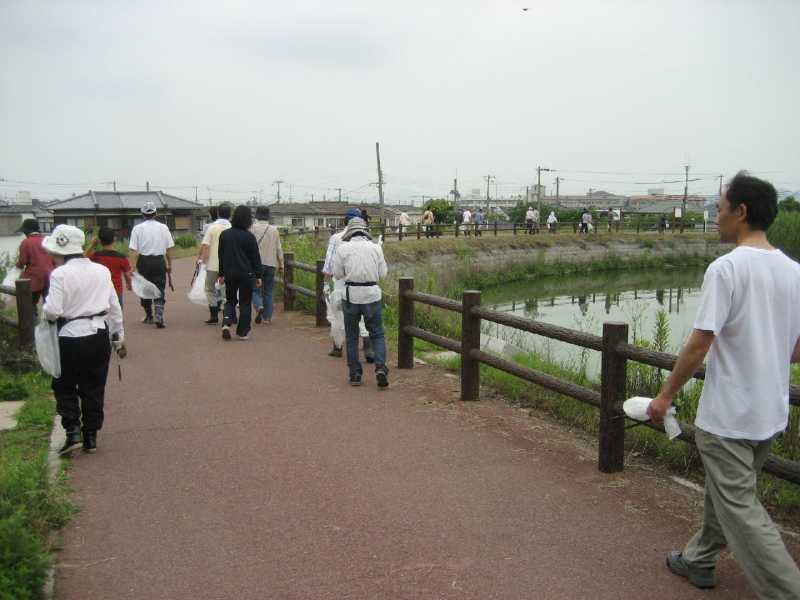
[345,281,377,302]
[56,311,108,331]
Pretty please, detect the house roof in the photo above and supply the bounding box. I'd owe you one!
[267,201,400,217]
[47,191,204,212]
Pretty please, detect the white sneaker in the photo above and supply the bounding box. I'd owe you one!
[236,334,249,341]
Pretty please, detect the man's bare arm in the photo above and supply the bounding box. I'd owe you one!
[648,329,715,423]
[127,250,138,272]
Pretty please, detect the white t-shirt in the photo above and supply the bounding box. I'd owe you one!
[200,219,231,272]
[462,210,472,224]
[129,219,175,257]
[332,238,388,304]
[525,209,535,221]
[693,246,800,440]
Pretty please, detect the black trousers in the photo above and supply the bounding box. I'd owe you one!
[223,275,254,337]
[53,329,111,433]
[137,255,167,315]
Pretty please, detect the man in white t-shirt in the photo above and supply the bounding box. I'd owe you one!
[647,172,800,597]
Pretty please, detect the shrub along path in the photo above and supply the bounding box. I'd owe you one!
[54,258,796,599]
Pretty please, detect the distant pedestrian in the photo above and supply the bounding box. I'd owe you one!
[422,207,435,238]
[218,205,262,341]
[15,218,53,316]
[474,208,485,236]
[525,206,535,234]
[42,225,124,455]
[86,227,132,307]
[360,208,370,225]
[198,203,232,324]
[249,206,283,324]
[580,209,592,234]
[332,217,389,388]
[659,214,668,234]
[128,202,174,328]
[462,208,472,236]
[547,211,558,233]
[647,172,800,598]
[398,211,411,236]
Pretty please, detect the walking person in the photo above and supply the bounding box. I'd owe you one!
[525,206,535,234]
[580,209,592,234]
[127,202,174,328]
[198,203,232,324]
[250,206,283,324]
[15,218,53,316]
[332,217,389,388]
[42,225,124,455]
[218,205,262,341]
[462,207,472,236]
[323,208,372,360]
[547,210,558,233]
[422,207,435,238]
[647,172,800,598]
[86,227,132,307]
[474,208,485,236]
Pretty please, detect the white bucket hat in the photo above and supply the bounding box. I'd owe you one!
[42,224,85,256]
[141,201,157,215]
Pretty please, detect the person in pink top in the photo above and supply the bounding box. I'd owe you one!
[15,219,54,314]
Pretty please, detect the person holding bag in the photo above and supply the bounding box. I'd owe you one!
[42,225,124,455]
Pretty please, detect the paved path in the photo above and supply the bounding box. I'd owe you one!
[54,258,795,599]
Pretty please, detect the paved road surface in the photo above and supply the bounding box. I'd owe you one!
[54,258,794,599]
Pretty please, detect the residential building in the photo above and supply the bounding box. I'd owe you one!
[268,201,401,230]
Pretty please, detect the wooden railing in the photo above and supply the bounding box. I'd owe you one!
[281,253,328,328]
[396,276,800,484]
[0,279,35,349]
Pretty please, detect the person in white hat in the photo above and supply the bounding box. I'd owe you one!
[42,225,124,455]
[127,201,174,328]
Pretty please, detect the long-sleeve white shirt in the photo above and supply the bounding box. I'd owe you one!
[44,258,124,339]
[332,238,388,304]
[323,231,344,276]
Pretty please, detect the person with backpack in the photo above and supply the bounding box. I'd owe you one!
[249,206,283,324]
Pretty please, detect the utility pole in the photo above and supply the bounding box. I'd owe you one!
[273,179,284,202]
[717,174,724,198]
[536,166,552,216]
[682,164,689,233]
[375,142,385,224]
[146,181,150,192]
[526,185,530,206]
[193,185,198,202]
[453,177,459,207]
[335,187,343,203]
[554,176,561,204]
[112,180,117,192]
[484,175,495,211]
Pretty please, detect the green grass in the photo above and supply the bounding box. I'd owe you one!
[0,367,76,600]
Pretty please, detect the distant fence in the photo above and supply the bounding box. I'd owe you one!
[395,276,800,484]
[280,218,714,243]
[0,279,34,349]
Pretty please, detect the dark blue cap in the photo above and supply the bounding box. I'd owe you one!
[345,208,361,220]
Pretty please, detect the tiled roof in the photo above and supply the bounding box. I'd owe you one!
[47,191,204,211]
[267,201,400,217]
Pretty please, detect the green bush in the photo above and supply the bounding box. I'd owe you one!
[0,380,27,402]
[174,235,197,249]
[0,512,50,600]
[768,211,800,261]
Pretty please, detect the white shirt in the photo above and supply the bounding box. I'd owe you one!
[332,237,388,304]
[462,210,472,224]
[44,258,124,339]
[547,212,558,224]
[200,218,231,272]
[693,246,800,440]
[525,209,535,221]
[323,231,344,276]
[129,219,175,256]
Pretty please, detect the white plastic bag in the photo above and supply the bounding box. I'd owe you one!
[188,263,208,305]
[623,396,682,440]
[325,288,346,348]
[0,267,22,304]
[35,320,61,378]
[131,272,162,300]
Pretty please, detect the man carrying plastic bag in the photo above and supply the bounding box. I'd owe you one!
[41,225,125,456]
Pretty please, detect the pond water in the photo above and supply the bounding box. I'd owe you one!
[0,235,24,265]
[479,267,708,378]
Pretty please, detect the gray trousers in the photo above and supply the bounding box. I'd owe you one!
[205,269,225,307]
[683,427,800,599]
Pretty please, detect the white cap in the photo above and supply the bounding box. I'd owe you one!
[42,224,85,256]
[141,201,157,215]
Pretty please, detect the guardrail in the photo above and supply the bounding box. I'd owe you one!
[281,253,328,328]
[395,276,800,484]
[0,279,34,349]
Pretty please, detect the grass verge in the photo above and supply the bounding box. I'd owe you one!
[0,368,76,600]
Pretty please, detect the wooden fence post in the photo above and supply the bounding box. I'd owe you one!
[284,252,295,312]
[512,222,517,235]
[399,224,404,241]
[14,279,34,350]
[599,321,628,473]
[416,223,421,239]
[455,222,459,237]
[315,259,327,327]
[314,226,319,240]
[493,220,498,236]
[398,277,414,369]
[461,290,481,401]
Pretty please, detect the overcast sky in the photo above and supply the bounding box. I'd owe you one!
[1,0,798,205]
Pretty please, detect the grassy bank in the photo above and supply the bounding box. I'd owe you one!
[0,365,75,600]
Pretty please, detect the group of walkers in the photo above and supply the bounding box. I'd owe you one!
[9,171,800,598]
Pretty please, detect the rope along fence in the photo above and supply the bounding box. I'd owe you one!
[395,276,800,484]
